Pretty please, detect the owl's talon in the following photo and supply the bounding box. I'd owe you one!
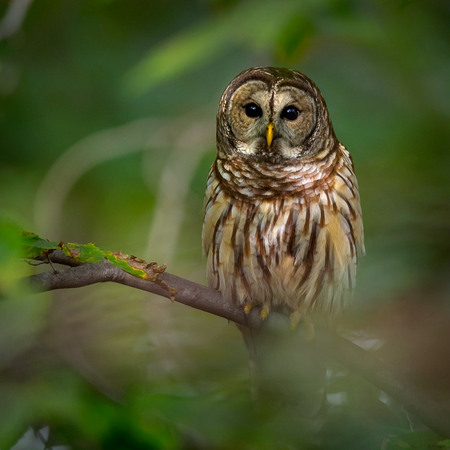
[260,307,269,320]
[243,301,258,314]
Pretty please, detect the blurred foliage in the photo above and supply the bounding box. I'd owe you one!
[0,0,449,448]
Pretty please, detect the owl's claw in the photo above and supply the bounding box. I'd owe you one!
[243,302,256,314]
[243,302,269,320]
[260,306,270,320]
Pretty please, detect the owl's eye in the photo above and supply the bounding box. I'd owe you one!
[243,102,262,118]
[281,105,301,121]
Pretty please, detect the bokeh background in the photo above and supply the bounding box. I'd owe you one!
[1,0,449,448]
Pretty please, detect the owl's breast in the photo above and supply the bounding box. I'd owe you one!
[202,151,363,317]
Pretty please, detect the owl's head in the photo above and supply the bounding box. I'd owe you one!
[217,67,336,163]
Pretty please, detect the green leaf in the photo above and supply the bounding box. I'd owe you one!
[21,231,60,259]
[0,216,33,295]
[61,241,108,263]
[21,231,158,282]
[104,253,147,279]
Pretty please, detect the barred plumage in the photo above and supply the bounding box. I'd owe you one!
[203,67,364,324]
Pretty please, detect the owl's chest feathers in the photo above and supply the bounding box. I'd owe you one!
[215,151,337,199]
[203,148,363,314]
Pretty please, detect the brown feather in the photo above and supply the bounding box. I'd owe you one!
[203,67,364,323]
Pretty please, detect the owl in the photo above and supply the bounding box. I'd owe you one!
[202,67,364,327]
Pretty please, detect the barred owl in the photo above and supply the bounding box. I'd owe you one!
[202,67,364,327]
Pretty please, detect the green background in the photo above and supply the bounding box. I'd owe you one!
[0,0,449,448]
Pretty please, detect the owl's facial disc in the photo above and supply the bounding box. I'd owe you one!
[227,80,317,161]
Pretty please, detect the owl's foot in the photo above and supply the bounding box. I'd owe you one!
[243,302,270,320]
[290,311,315,340]
[260,306,270,320]
[243,301,257,314]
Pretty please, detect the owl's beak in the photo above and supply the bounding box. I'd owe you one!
[266,122,274,148]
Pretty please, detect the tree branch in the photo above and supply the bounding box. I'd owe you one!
[29,251,252,326]
[26,252,450,437]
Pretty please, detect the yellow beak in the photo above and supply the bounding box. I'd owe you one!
[266,123,274,147]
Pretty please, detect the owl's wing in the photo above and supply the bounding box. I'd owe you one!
[287,146,364,316]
